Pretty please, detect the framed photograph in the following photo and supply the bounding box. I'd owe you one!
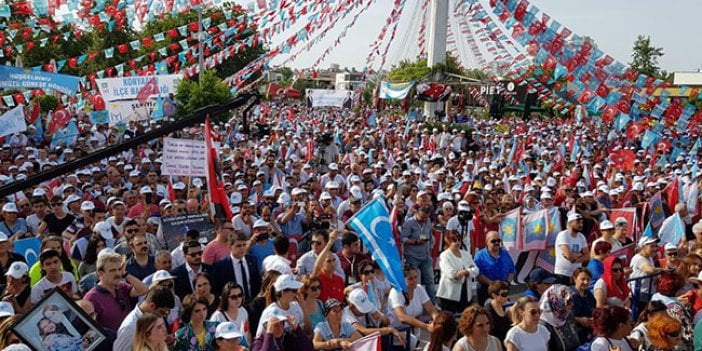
[12,288,106,351]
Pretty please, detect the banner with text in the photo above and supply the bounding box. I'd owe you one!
[162,137,221,177]
[305,89,354,108]
[105,100,152,124]
[0,65,81,96]
[161,213,215,250]
[0,105,27,137]
[96,74,182,102]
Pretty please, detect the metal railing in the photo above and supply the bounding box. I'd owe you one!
[626,271,663,320]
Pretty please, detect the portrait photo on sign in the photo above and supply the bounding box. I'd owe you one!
[12,288,106,351]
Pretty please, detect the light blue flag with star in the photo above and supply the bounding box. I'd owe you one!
[346,198,407,293]
[499,208,521,250]
[522,209,549,251]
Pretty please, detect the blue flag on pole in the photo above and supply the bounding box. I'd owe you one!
[346,198,407,293]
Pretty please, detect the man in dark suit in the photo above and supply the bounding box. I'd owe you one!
[170,240,211,300]
[211,232,261,301]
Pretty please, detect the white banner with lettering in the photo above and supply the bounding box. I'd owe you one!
[0,105,27,137]
[104,100,154,124]
[162,137,220,177]
[305,89,354,108]
[96,74,182,102]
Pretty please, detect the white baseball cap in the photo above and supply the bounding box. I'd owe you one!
[80,201,95,211]
[567,213,583,222]
[253,219,269,229]
[215,322,243,340]
[348,288,376,313]
[5,261,28,279]
[0,301,14,317]
[273,274,303,292]
[152,270,176,283]
[599,220,614,230]
[94,221,114,240]
[1,203,17,213]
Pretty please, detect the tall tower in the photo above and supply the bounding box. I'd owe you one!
[424,0,449,118]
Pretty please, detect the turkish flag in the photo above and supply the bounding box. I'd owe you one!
[610,149,636,171]
[205,116,233,221]
[625,123,643,141]
[47,106,71,133]
[136,76,159,105]
[656,139,672,153]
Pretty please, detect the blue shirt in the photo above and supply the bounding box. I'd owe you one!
[0,218,27,237]
[277,212,305,237]
[587,259,604,291]
[474,248,516,284]
[250,239,274,272]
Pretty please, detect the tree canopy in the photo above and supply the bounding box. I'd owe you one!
[630,35,666,80]
[386,52,470,83]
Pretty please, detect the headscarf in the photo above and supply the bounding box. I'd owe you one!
[539,284,573,327]
[601,256,630,301]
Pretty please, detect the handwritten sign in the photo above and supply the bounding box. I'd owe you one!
[162,137,220,177]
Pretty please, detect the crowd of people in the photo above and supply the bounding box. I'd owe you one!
[0,99,697,351]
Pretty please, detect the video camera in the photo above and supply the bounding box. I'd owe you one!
[457,209,473,225]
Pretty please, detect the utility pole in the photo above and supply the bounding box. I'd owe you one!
[424,0,448,119]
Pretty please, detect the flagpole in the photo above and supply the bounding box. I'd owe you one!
[198,6,204,85]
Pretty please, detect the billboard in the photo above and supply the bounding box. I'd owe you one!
[305,89,354,108]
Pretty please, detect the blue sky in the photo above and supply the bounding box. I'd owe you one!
[268,0,702,73]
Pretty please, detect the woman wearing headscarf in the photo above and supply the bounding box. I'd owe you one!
[538,284,580,351]
[594,256,631,308]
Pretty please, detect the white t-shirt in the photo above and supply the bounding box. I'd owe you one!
[554,230,588,276]
[210,307,249,342]
[590,337,633,351]
[504,324,550,351]
[593,278,626,307]
[592,237,623,253]
[387,285,430,328]
[629,254,656,294]
[256,302,305,337]
[31,272,78,303]
[446,216,474,252]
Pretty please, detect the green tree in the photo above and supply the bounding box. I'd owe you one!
[630,35,664,78]
[175,70,231,120]
[278,67,294,86]
[386,52,468,82]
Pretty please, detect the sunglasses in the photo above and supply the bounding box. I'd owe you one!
[311,240,323,246]
[611,268,623,273]
[126,229,138,234]
[283,288,297,293]
[667,252,678,256]
[51,203,62,207]
[528,309,541,316]
[499,292,509,298]
[189,252,203,257]
[229,294,244,300]
[490,239,502,244]
[362,269,375,275]
[309,285,321,292]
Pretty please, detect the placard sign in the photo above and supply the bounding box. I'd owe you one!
[161,213,215,250]
[162,137,221,177]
